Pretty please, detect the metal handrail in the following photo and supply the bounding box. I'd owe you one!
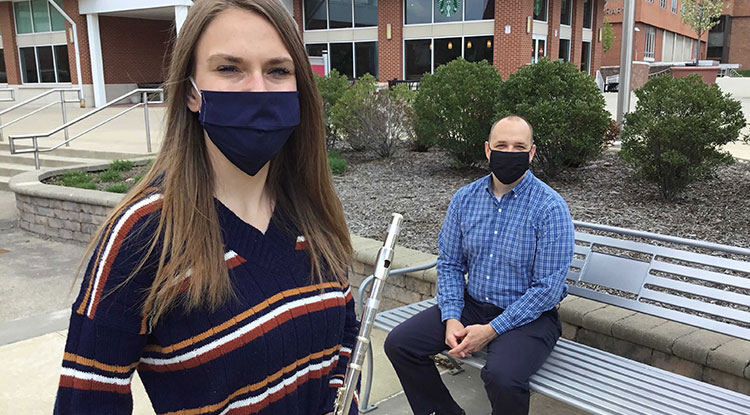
[0,88,81,143]
[8,88,163,169]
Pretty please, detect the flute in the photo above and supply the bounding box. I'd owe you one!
[333,213,404,415]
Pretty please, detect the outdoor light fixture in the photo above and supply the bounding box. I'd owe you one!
[387,24,392,40]
[598,28,602,42]
[526,16,531,33]
[487,40,492,48]
[448,41,453,49]
[467,41,472,49]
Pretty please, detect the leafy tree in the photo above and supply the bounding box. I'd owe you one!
[602,19,615,53]
[680,0,725,64]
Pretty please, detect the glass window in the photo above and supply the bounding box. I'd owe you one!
[464,36,493,63]
[533,0,548,22]
[50,0,65,31]
[671,0,678,13]
[580,41,591,73]
[558,38,571,62]
[355,0,378,27]
[330,42,353,78]
[305,0,328,30]
[434,0,462,23]
[355,41,378,78]
[583,0,592,29]
[13,1,33,34]
[54,44,70,82]
[405,39,431,80]
[328,0,352,28]
[645,27,655,60]
[0,49,6,83]
[31,0,51,33]
[306,43,327,56]
[532,37,546,63]
[465,0,494,20]
[20,47,38,83]
[37,45,55,82]
[659,0,666,8]
[405,0,431,24]
[560,0,572,25]
[434,37,461,69]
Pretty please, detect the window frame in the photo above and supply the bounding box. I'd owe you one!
[402,34,495,79]
[404,0,495,26]
[17,43,70,84]
[304,40,378,79]
[533,0,549,23]
[13,0,65,35]
[582,0,593,29]
[659,0,666,9]
[671,0,678,13]
[303,0,378,31]
[560,0,573,26]
[644,26,656,61]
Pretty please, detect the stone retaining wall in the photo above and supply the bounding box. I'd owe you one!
[9,162,144,243]
[349,236,750,396]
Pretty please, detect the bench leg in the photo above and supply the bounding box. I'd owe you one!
[442,352,465,375]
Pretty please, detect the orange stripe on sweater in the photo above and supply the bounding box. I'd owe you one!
[88,199,162,318]
[76,219,117,316]
[158,345,341,415]
[63,353,138,374]
[143,281,343,354]
[140,296,346,373]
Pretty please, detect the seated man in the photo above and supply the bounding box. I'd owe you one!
[384,115,575,415]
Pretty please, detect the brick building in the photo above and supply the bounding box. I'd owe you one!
[602,0,750,68]
[706,0,750,70]
[295,0,607,80]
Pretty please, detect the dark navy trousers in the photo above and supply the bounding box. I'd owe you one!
[384,291,562,415]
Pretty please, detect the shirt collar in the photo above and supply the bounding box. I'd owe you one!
[484,170,534,199]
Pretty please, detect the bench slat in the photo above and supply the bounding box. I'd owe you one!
[639,288,750,323]
[649,260,750,290]
[645,274,750,307]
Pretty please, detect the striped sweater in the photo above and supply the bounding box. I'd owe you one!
[54,192,360,415]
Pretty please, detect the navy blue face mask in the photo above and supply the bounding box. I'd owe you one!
[190,78,300,176]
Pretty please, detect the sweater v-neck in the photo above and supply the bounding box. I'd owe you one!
[214,198,293,267]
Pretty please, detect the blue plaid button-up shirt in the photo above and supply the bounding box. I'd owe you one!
[437,171,575,336]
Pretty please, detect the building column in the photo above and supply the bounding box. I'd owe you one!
[548,0,561,61]
[590,0,604,73]
[175,5,189,35]
[293,0,303,34]
[0,2,21,84]
[378,0,403,81]
[86,14,106,107]
[494,0,534,78]
[571,0,584,69]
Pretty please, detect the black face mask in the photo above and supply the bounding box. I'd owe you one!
[489,150,530,185]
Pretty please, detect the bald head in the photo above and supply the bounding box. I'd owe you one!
[490,115,534,147]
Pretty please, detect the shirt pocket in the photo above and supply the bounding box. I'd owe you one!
[501,222,536,274]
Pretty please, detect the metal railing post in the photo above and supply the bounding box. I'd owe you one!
[32,136,40,169]
[143,92,152,153]
[0,114,4,142]
[61,90,70,147]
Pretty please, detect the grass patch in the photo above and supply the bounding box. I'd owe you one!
[735,69,750,77]
[97,169,121,182]
[59,170,96,190]
[328,151,347,175]
[109,159,135,172]
[104,183,129,193]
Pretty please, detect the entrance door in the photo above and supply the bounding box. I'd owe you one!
[532,36,547,63]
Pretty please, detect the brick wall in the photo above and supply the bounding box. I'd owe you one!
[591,0,604,73]
[293,0,303,34]
[99,16,173,84]
[571,0,584,69]
[16,193,109,244]
[728,16,750,69]
[493,0,533,78]
[547,0,561,61]
[378,0,403,81]
[64,0,93,85]
[0,2,21,84]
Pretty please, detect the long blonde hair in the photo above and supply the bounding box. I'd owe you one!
[85,0,352,325]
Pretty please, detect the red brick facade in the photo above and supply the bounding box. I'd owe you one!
[493,0,534,79]
[378,0,403,81]
[99,16,173,84]
[547,0,561,62]
[64,0,93,85]
[0,2,21,84]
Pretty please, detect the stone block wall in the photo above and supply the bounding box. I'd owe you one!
[15,193,111,244]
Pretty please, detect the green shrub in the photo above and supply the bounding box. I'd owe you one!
[330,73,378,151]
[59,170,96,189]
[737,69,750,77]
[97,169,121,182]
[104,183,130,193]
[315,69,350,149]
[414,59,502,164]
[328,151,347,174]
[109,159,134,172]
[620,74,747,200]
[497,58,610,178]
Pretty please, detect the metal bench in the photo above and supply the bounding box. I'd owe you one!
[357,221,750,415]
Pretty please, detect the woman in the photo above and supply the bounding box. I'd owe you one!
[53,1,357,414]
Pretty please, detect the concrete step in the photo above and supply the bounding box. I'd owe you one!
[0,152,107,168]
[0,176,9,191]
[0,162,34,178]
[0,142,150,161]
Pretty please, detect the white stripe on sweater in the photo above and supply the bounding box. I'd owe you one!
[140,291,345,366]
[218,354,339,415]
[86,193,162,317]
[60,367,132,386]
